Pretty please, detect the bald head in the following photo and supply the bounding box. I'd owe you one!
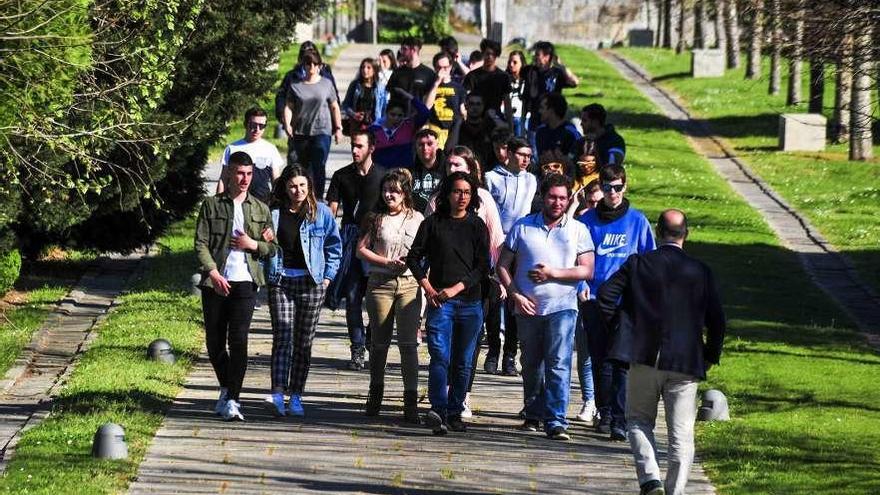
[657,209,688,245]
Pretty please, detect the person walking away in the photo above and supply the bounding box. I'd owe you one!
[283,50,343,200]
[405,172,490,435]
[217,107,284,204]
[262,165,342,418]
[357,169,425,423]
[597,209,725,495]
[325,131,386,370]
[195,151,276,421]
[577,164,656,441]
[496,173,594,440]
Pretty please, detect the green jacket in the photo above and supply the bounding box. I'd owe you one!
[194,193,276,288]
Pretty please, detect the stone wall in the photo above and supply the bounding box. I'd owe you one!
[496,0,647,47]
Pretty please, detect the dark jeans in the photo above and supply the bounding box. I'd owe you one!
[288,134,331,200]
[345,257,368,351]
[470,283,502,392]
[426,299,484,417]
[583,300,628,427]
[201,282,256,401]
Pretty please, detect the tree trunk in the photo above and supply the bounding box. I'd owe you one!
[746,0,764,79]
[694,0,706,48]
[724,0,740,68]
[656,0,664,47]
[715,0,727,51]
[833,34,853,144]
[808,60,824,113]
[768,0,781,94]
[676,0,689,54]
[663,0,673,49]
[786,0,804,106]
[849,22,874,161]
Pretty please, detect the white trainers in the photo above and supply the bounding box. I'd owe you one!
[460,393,473,418]
[222,399,245,421]
[214,388,228,415]
[576,399,597,424]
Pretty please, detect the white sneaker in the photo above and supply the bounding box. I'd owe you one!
[214,388,228,415]
[576,400,596,423]
[460,394,473,418]
[222,399,245,421]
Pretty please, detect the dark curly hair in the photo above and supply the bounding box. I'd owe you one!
[436,171,481,218]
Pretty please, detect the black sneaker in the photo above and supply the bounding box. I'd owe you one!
[483,354,499,374]
[347,347,365,371]
[639,479,665,495]
[424,410,448,436]
[447,415,467,432]
[518,419,540,432]
[610,424,627,442]
[596,414,612,434]
[500,354,518,376]
[547,425,570,441]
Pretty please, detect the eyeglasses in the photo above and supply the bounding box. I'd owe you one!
[601,183,625,193]
[247,122,267,130]
[451,189,473,196]
[515,151,533,160]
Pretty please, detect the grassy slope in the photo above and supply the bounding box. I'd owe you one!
[556,45,879,494]
[616,47,880,294]
[0,220,202,494]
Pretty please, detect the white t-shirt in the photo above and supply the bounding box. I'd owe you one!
[223,202,253,282]
[222,138,284,200]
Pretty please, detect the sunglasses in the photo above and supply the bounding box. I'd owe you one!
[247,122,267,130]
[601,183,625,193]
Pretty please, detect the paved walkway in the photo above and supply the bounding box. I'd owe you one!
[129,43,716,495]
[0,251,149,470]
[601,51,880,337]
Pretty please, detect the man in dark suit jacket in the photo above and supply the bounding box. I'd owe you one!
[597,209,725,495]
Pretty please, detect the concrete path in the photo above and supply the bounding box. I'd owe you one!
[0,251,150,470]
[130,43,716,495]
[601,51,880,336]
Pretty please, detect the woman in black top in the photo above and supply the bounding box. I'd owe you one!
[405,171,490,435]
[342,58,380,134]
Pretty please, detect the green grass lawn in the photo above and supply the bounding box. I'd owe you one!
[558,45,879,494]
[0,254,94,377]
[0,220,203,494]
[615,47,880,294]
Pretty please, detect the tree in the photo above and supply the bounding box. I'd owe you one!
[676,0,690,54]
[849,16,874,161]
[768,0,782,94]
[786,0,805,106]
[808,59,825,113]
[694,0,709,48]
[663,0,673,49]
[724,0,741,68]
[746,0,765,79]
[833,33,853,144]
[714,0,727,52]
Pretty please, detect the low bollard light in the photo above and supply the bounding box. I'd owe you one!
[92,423,128,460]
[147,338,176,364]
[697,389,730,421]
[190,273,201,296]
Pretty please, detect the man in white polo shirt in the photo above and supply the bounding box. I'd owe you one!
[497,173,595,440]
[217,106,284,204]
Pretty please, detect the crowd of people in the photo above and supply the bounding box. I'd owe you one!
[195,36,727,495]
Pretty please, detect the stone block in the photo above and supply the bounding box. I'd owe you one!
[628,29,654,47]
[691,49,725,77]
[779,113,827,151]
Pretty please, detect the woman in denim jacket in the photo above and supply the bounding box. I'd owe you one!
[262,165,342,418]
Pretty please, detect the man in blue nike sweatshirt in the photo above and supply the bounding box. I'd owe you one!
[577,164,655,441]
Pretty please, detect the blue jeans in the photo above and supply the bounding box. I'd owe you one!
[289,134,331,200]
[575,311,595,402]
[517,309,577,432]
[426,299,484,418]
[344,256,367,350]
[583,300,628,427]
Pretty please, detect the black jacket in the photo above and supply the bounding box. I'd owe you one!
[597,244,725,379]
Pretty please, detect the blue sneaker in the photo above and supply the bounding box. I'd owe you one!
[288,394,305,417]
[263,393,286,417]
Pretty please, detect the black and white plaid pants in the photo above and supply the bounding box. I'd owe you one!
[268,275,326,394]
